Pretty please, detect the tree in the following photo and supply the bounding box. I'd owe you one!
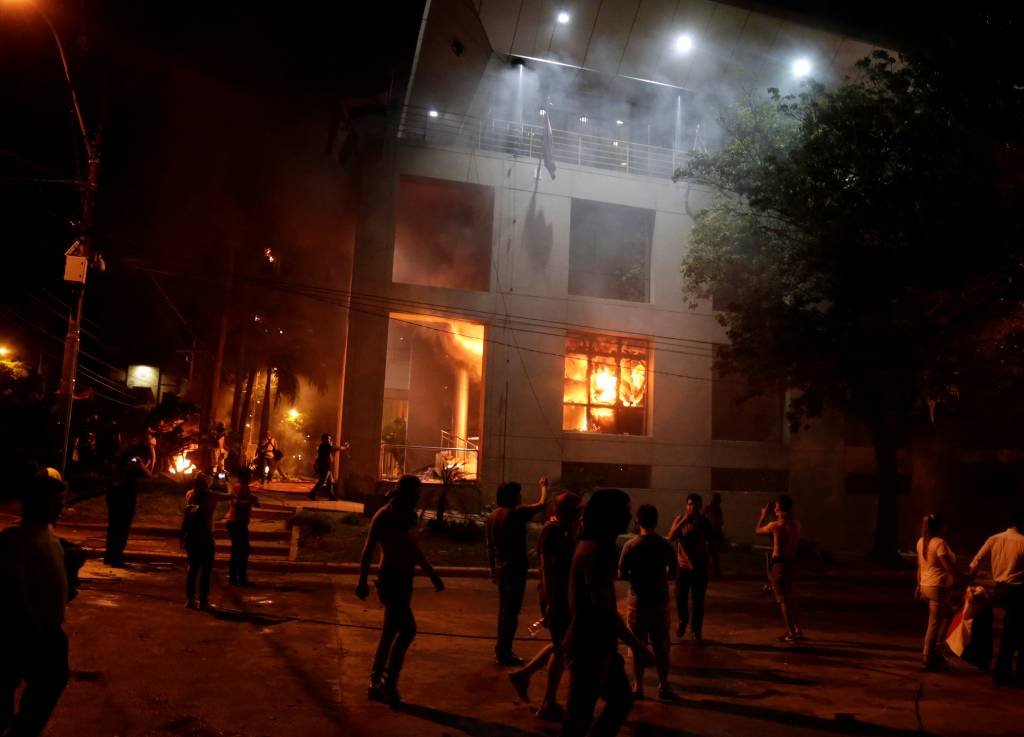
[675,17,1024,557]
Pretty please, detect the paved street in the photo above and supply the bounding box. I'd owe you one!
[42,560,1022,737]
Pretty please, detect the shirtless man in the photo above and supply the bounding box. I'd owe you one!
[356,475,444,705]
[755,495,803,642]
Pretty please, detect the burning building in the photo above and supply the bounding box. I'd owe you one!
[332,0,940,552]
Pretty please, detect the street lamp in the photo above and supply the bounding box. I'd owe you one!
[7,1,102,471]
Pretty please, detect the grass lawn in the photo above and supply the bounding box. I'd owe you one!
[66,480,229,523]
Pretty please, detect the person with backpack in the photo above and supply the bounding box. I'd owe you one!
[225,468,259,586]
[256,432,286,485]
[181,474,230,610]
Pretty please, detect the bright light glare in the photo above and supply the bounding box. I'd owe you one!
[615,119,624,126]
[792,57,812,78]
[538,108,546,116]
[579,115,588,123]
[557,11,570,24]
[428,109,439,118]
[674,34,694,54]
[0,346,9,358]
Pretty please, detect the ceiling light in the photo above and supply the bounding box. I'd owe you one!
[615,119,624,125]
[539,108,547,116]
[557,11,570,24]
[791,58,812,78]
[674,34,694,54]
[579,115,588,123]
[428,109,439,118]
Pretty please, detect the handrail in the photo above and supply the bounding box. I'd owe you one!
[391,105,687,180]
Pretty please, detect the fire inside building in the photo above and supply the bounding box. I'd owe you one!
[331,0,1006,553]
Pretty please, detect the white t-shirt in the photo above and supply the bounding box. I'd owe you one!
[917,536,955,588]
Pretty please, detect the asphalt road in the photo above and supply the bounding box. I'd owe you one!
[39,560,1022,737]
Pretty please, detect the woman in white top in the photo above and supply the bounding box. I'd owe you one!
[916,514,957,670]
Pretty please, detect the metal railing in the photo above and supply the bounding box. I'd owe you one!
[379,433,480,481]
[396,106,686,180]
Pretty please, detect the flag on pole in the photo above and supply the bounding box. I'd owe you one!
[542,115,557,180]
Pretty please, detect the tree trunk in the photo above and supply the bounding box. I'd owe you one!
[236,368,257,447]
[258,367,273,440]
[870,425,902,561]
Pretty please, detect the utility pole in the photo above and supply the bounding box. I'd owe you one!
[36,8,102,473]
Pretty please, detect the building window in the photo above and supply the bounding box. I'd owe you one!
[562,333,649,435]
[560,462,651,489]
[569,198,653,302]
[393,175,493,292]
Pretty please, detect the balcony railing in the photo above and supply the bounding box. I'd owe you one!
[396,106,686,180]
[379,432,480,482]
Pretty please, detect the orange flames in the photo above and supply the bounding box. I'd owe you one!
[562,339,649,433]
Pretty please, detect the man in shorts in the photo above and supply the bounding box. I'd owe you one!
[756,494,803,642]
[619,504,678,699]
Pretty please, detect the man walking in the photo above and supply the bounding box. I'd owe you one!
[487,476,550,665]
[561,488,655,737]
[756,495,803,642]
[0,470,71,737]
[668,494,713,643]
[309,433,348,501]
[969,511,1024,685]
[619,504,678,699]
[356,475,445,706]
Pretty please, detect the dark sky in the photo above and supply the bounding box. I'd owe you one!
[0,0,423,379]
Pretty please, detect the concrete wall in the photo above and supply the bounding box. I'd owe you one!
[342,136,909,554]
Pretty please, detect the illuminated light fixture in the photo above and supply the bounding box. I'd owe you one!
[674,34,694,54]
[0,346,9,358]
[538,108,546,116]
[428,109,439,118]
[612,140,619,147]
[791,57,812,78]
[615,119,624,126]
[557,11,570,24]
[579,115,588,123]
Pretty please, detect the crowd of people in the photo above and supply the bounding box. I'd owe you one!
[2,456,1023,737]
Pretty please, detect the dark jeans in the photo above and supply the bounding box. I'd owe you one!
[994,583,1024,677]
[496,563,528,656]
[103,491,136,565]
[226,520,250,583]
[309,468,336,499]
[561,652,633,737]
[676,568,708,637]
[0,628,70,737]
[372,572,416,689]
[185,534,215,605]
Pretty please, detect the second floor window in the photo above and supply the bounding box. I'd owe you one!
[562,333,649,435]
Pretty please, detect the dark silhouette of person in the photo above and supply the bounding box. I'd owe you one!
[103,450,151,567]
[561,488,655,737]
[356,475,444,706]
[668,493,713,642]
[487,476,550,665]
[181,474,230,610]
[309,433,348,500]
[507,491,581,720]
[756,495,803,642]
[225,467,259,586]
[0,469,72,737]
[619,504,678,699]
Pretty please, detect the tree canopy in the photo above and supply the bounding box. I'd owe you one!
[676,15,1024,555]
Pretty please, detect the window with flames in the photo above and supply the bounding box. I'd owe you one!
[562,334,649,435]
